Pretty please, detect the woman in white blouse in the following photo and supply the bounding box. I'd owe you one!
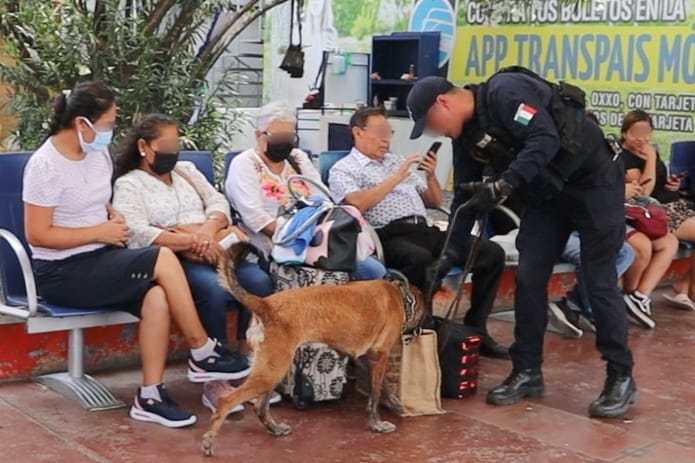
[113,114,275,413]
[24,83,247,429]
[113,112,275,338]
[225,100,386,279]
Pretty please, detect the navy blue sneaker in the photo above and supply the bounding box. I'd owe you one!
[187,341,251,383]
[129,384,197,428]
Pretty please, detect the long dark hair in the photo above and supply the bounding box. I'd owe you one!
[114,113,177,178]
[47,81,116,138]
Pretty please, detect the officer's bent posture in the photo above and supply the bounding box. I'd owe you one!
[407,68,636,418]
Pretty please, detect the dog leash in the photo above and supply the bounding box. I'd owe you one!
[426,197,489,323]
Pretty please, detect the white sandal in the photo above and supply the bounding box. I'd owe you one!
[663,291,695,311]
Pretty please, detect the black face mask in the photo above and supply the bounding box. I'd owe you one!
[150,151,179,174]
[266,140,294,162]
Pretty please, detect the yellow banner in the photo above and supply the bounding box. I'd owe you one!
[449,22,695,141]
[450,25,695,88]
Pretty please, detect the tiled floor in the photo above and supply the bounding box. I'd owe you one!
[2,289,695,462]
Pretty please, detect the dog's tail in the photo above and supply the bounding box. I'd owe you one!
[218,242,267,316]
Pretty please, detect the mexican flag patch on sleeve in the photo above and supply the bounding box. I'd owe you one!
[513,103,536,126]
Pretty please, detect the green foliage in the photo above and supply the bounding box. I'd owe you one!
[0,0,254,156]
[349,0,390,40]
[331,0,363,37]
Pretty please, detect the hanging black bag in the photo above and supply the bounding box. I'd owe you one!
[280,0,305,78]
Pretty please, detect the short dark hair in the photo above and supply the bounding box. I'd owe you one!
[349,106,386,131]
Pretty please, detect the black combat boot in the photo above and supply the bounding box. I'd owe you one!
[588,368,637,418]
[486,369,544,406]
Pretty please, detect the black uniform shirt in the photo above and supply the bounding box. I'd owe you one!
[449,72,564,240]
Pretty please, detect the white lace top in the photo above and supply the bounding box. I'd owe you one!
[112,161,232,249]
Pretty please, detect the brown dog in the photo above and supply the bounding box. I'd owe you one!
[201,242,423,457]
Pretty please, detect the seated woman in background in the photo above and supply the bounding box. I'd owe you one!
[549,231,635,338]
[23,82,247,429]
[619,110,681,326]
[112,113,273,414]
[224,100,386,280]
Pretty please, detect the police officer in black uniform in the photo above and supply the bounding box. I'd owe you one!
[406,68,636,418]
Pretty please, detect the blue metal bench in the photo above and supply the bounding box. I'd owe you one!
[0,152,137,410]
[179,150,215,185]
[670,141,695,192]
[318,150,350,185]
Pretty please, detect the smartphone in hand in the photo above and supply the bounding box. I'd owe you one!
[219,232,240,249]
[417,141,442,170]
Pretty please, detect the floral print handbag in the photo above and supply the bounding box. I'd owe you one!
[271,262,349,408]
[277,342,348,409]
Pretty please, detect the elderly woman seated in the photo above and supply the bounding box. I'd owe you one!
[112,113,273,414]
[224,100,386,280]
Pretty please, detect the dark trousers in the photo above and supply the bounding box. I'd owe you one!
[511,163,634,374]
[181,259,251,344]
[376,222,505,333]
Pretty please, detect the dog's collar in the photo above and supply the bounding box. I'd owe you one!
[385,270,416,331]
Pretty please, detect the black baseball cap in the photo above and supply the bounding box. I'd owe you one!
[406,76,454,139]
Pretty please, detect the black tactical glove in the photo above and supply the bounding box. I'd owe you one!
[461,179,513,212]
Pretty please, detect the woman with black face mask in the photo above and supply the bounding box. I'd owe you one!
[224,100,387,281]
[113,113,274,415]
[26,87,247,428]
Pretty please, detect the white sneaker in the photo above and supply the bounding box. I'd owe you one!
[663,291,695,311]
[202,381,244,414]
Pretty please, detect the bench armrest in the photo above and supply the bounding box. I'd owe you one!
[0,228,38,318]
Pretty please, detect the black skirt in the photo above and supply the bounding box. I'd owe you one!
[33,246,160,317]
